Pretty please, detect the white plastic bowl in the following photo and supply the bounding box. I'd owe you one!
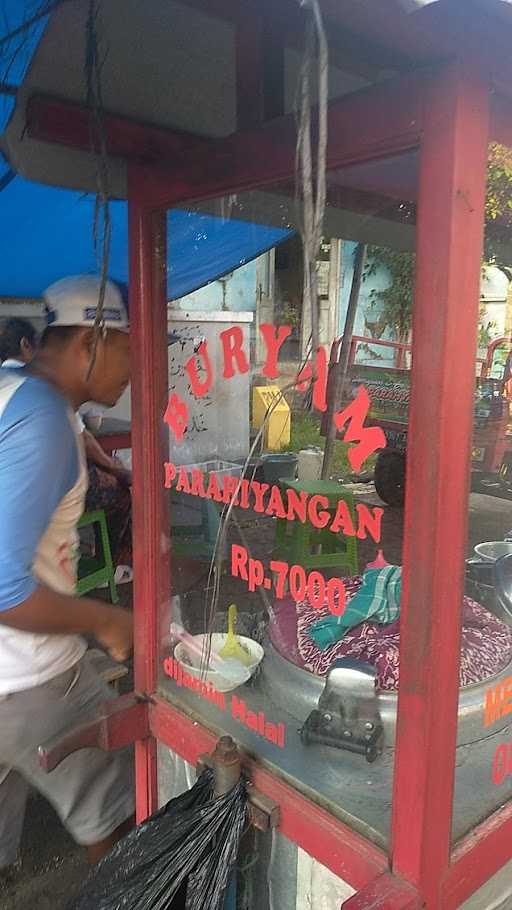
[174,633,264,693]
[474,541,512,562]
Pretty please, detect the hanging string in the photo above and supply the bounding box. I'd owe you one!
[200,387,293,676]
[85,0,112,378]
[295,0,328,360]
[0,2,112,380]
[200,336,317,678]
[200,3,329,670]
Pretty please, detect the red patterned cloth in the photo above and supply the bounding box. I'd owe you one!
[268,576,512,691]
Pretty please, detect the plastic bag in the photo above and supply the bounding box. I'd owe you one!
[68,769,247,910]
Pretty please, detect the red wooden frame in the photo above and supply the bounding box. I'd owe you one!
[342,873,423,910]
[27,94,208,163]
[97,430,131,455]
[128,190,170,821]
[29,37,512,908]
[444,802,512,909]
[128,68,430,210]
[126,58,512,907]
[149,697,389,893]
[391,60,490,908]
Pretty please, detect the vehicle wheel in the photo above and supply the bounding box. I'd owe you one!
[374,449,406,507]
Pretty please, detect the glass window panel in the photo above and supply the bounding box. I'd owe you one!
[158,153,418,851]
[453,141,512,845]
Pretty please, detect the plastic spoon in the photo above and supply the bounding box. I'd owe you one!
[219,604,253,667]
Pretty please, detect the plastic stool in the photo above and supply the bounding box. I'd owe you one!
[273,479,358,579]
[77,510,119,603]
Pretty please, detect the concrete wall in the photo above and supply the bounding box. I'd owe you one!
[167,310,253,465]
[172,259,259,314]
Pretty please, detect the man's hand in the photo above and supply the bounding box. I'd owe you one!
[112,466,132,488]
[94,606,133,662]
[0,587,133,663]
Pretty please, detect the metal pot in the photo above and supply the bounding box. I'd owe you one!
[259,638,512,750]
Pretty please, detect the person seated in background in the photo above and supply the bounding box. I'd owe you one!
[78,413,133,584]
[0,317,38,367]
[0,315,132,583]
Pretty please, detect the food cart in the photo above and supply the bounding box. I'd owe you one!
[5,0,512,907]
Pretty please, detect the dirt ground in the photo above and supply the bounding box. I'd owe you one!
[0,795,87,910]
[2,490,512,908]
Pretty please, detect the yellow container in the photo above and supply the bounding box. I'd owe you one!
[252,385,291,450]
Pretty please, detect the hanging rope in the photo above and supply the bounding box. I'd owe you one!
[295,0,328,360]
[200,2,329,666]
[200,347,315,677]
[84,0,112,378]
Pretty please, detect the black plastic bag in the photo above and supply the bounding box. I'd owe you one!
[68,769,247,910]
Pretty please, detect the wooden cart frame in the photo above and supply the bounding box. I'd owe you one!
[28,5,512,905]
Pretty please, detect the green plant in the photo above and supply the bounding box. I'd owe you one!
[486,144,512,225]
[485,143,512,267]
[364,247,415,344]
[360,145,512,343]
[478,300,498,349]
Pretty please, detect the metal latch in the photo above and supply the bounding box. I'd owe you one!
[300,658,384,763]
[197,736,280,832]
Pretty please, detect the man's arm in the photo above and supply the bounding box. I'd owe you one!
[82,429,132,486]
[0,587,132,661]
[0,391,131,659]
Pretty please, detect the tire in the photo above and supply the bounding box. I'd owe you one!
[374,449,406,507]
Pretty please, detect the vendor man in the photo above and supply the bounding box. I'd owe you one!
[0,316,133,580]
[0,275,134,876]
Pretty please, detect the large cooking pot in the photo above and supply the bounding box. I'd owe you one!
[259,639,512,749]
[466,550,512,625]
[260,560,512,752]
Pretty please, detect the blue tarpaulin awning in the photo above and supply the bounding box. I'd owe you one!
[0,1,51,132]
[0,162,292,300]
[0,6,293,300]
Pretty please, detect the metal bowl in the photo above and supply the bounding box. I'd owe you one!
[474,541,512,562]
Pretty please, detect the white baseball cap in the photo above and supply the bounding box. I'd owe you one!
[44,275,129,332]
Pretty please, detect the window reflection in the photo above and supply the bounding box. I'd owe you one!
[160,164,416,845]
[453,143,512,844]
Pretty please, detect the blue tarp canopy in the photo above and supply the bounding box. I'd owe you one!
[0,162,292,300]
[0,4,292,296]
[0,1,51,132]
